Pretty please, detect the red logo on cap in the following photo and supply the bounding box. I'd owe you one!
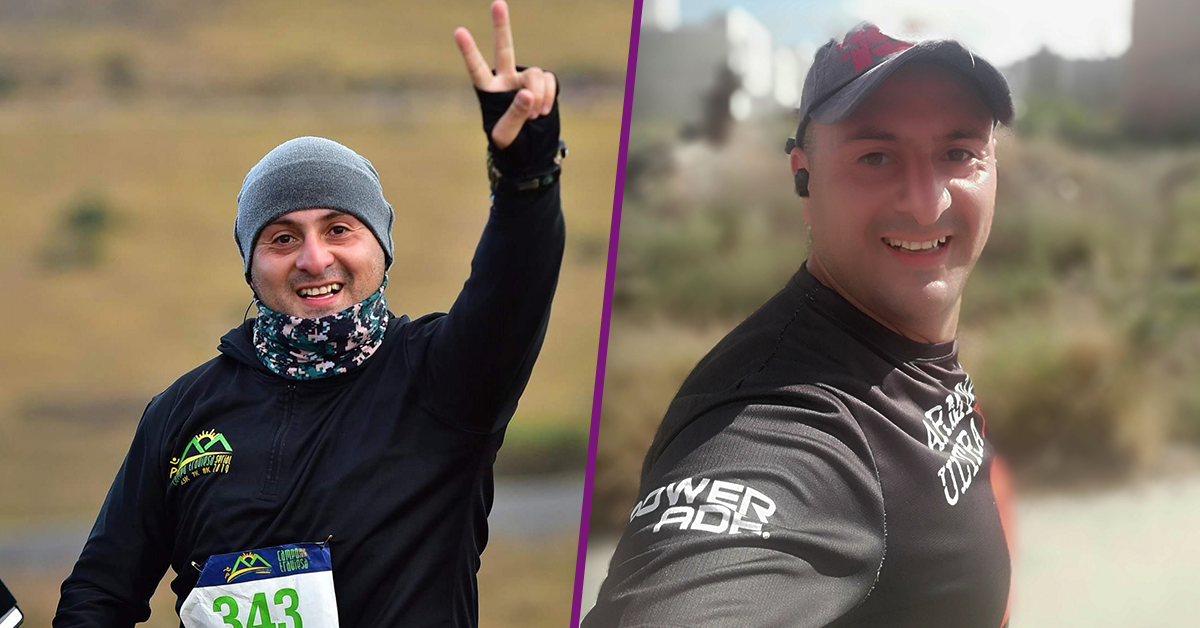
[836,25,913,73]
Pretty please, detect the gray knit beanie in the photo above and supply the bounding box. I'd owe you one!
[235,136,395,281]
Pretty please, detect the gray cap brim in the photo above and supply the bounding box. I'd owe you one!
[808,39,1014,129]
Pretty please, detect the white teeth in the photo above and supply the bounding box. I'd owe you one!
[298,283,343,297]
[885,237,946,251]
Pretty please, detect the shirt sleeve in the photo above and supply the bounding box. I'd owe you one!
[54,394,174,628]
[584,394,886,628]
[406,107,566,434]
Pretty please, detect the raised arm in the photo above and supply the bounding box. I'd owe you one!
[407,0,566,433]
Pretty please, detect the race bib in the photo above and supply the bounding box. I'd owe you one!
[180,541,339,628]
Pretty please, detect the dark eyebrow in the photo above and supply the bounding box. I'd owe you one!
[266,209,348,229]
[844,126,897,142]
[944,128,988,142]
[842,127,990,144]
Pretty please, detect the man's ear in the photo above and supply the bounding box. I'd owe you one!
[789,147,810,198]
[789,147,809,174]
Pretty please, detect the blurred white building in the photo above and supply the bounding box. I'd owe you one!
[1124,0,1200,136]
[641,0,680,31]
[633,2,811,129]
[1002,47,1124,111]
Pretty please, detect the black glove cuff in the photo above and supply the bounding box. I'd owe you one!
[474,67,565,193]
[486,139,567,194]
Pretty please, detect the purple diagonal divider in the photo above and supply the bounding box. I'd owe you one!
[570,0,643,625]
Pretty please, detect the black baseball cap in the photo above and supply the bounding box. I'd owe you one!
[785,22,1014,155]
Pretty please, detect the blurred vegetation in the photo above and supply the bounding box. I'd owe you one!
[99,50,137,93]
[40,191,119,269]
[592,105,1200,532]
[496,420,591,476]
[0,70,15,99]
[1017,97,1125,148]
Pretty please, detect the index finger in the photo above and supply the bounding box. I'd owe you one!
[454,27,493,88]
[491,0,516,75]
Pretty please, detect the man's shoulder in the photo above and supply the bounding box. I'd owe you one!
[151,353,239,410]
[397,311,446,338]
[675,285,869,404]
[663,381,864,443]
[675,290,797,392]
[646,380,878,486]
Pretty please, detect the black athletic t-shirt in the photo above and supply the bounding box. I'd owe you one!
[585,263,1013,628]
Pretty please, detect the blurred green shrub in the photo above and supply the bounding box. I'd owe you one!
[614,201,803,321]
[40,191,118,270]
[969,317,1169,484]
[494,420,589,476]
[614,139,809,322]
[100,51,138,93]
[0,71,17,100]
[1018,97,1125,148]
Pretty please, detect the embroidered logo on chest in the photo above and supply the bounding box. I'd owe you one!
[921,377,986,505]
[169,429,234,486]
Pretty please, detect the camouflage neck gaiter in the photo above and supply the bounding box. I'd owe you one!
[252,279,390,380]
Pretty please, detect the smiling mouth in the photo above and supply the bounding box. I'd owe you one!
[296,282,344,299]
[883,236,949,253]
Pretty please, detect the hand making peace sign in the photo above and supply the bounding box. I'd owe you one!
[454,1,558,150]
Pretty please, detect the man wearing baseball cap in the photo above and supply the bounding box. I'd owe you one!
[54,3,565,627]
[585,23,1015,627]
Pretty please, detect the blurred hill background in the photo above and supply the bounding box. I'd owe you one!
[0,1,631,626]
[585,0,1200,624]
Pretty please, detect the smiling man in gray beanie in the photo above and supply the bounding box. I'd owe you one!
[55,3,566,627]
[235,135,397,279]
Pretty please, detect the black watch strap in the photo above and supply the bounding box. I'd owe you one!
[474,67,565,194]
[488,139,567,194]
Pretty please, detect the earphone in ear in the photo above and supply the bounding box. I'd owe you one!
[794,169,810,197]
[786,137,810,197]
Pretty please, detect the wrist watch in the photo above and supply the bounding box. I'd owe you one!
[488,139,568,194]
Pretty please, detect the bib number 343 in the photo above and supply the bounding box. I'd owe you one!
[211,587,303,628]
[179,541,339,628]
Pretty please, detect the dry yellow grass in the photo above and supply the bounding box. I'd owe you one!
[0,0,633,97]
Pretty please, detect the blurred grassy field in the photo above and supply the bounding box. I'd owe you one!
[0,0,631,98]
